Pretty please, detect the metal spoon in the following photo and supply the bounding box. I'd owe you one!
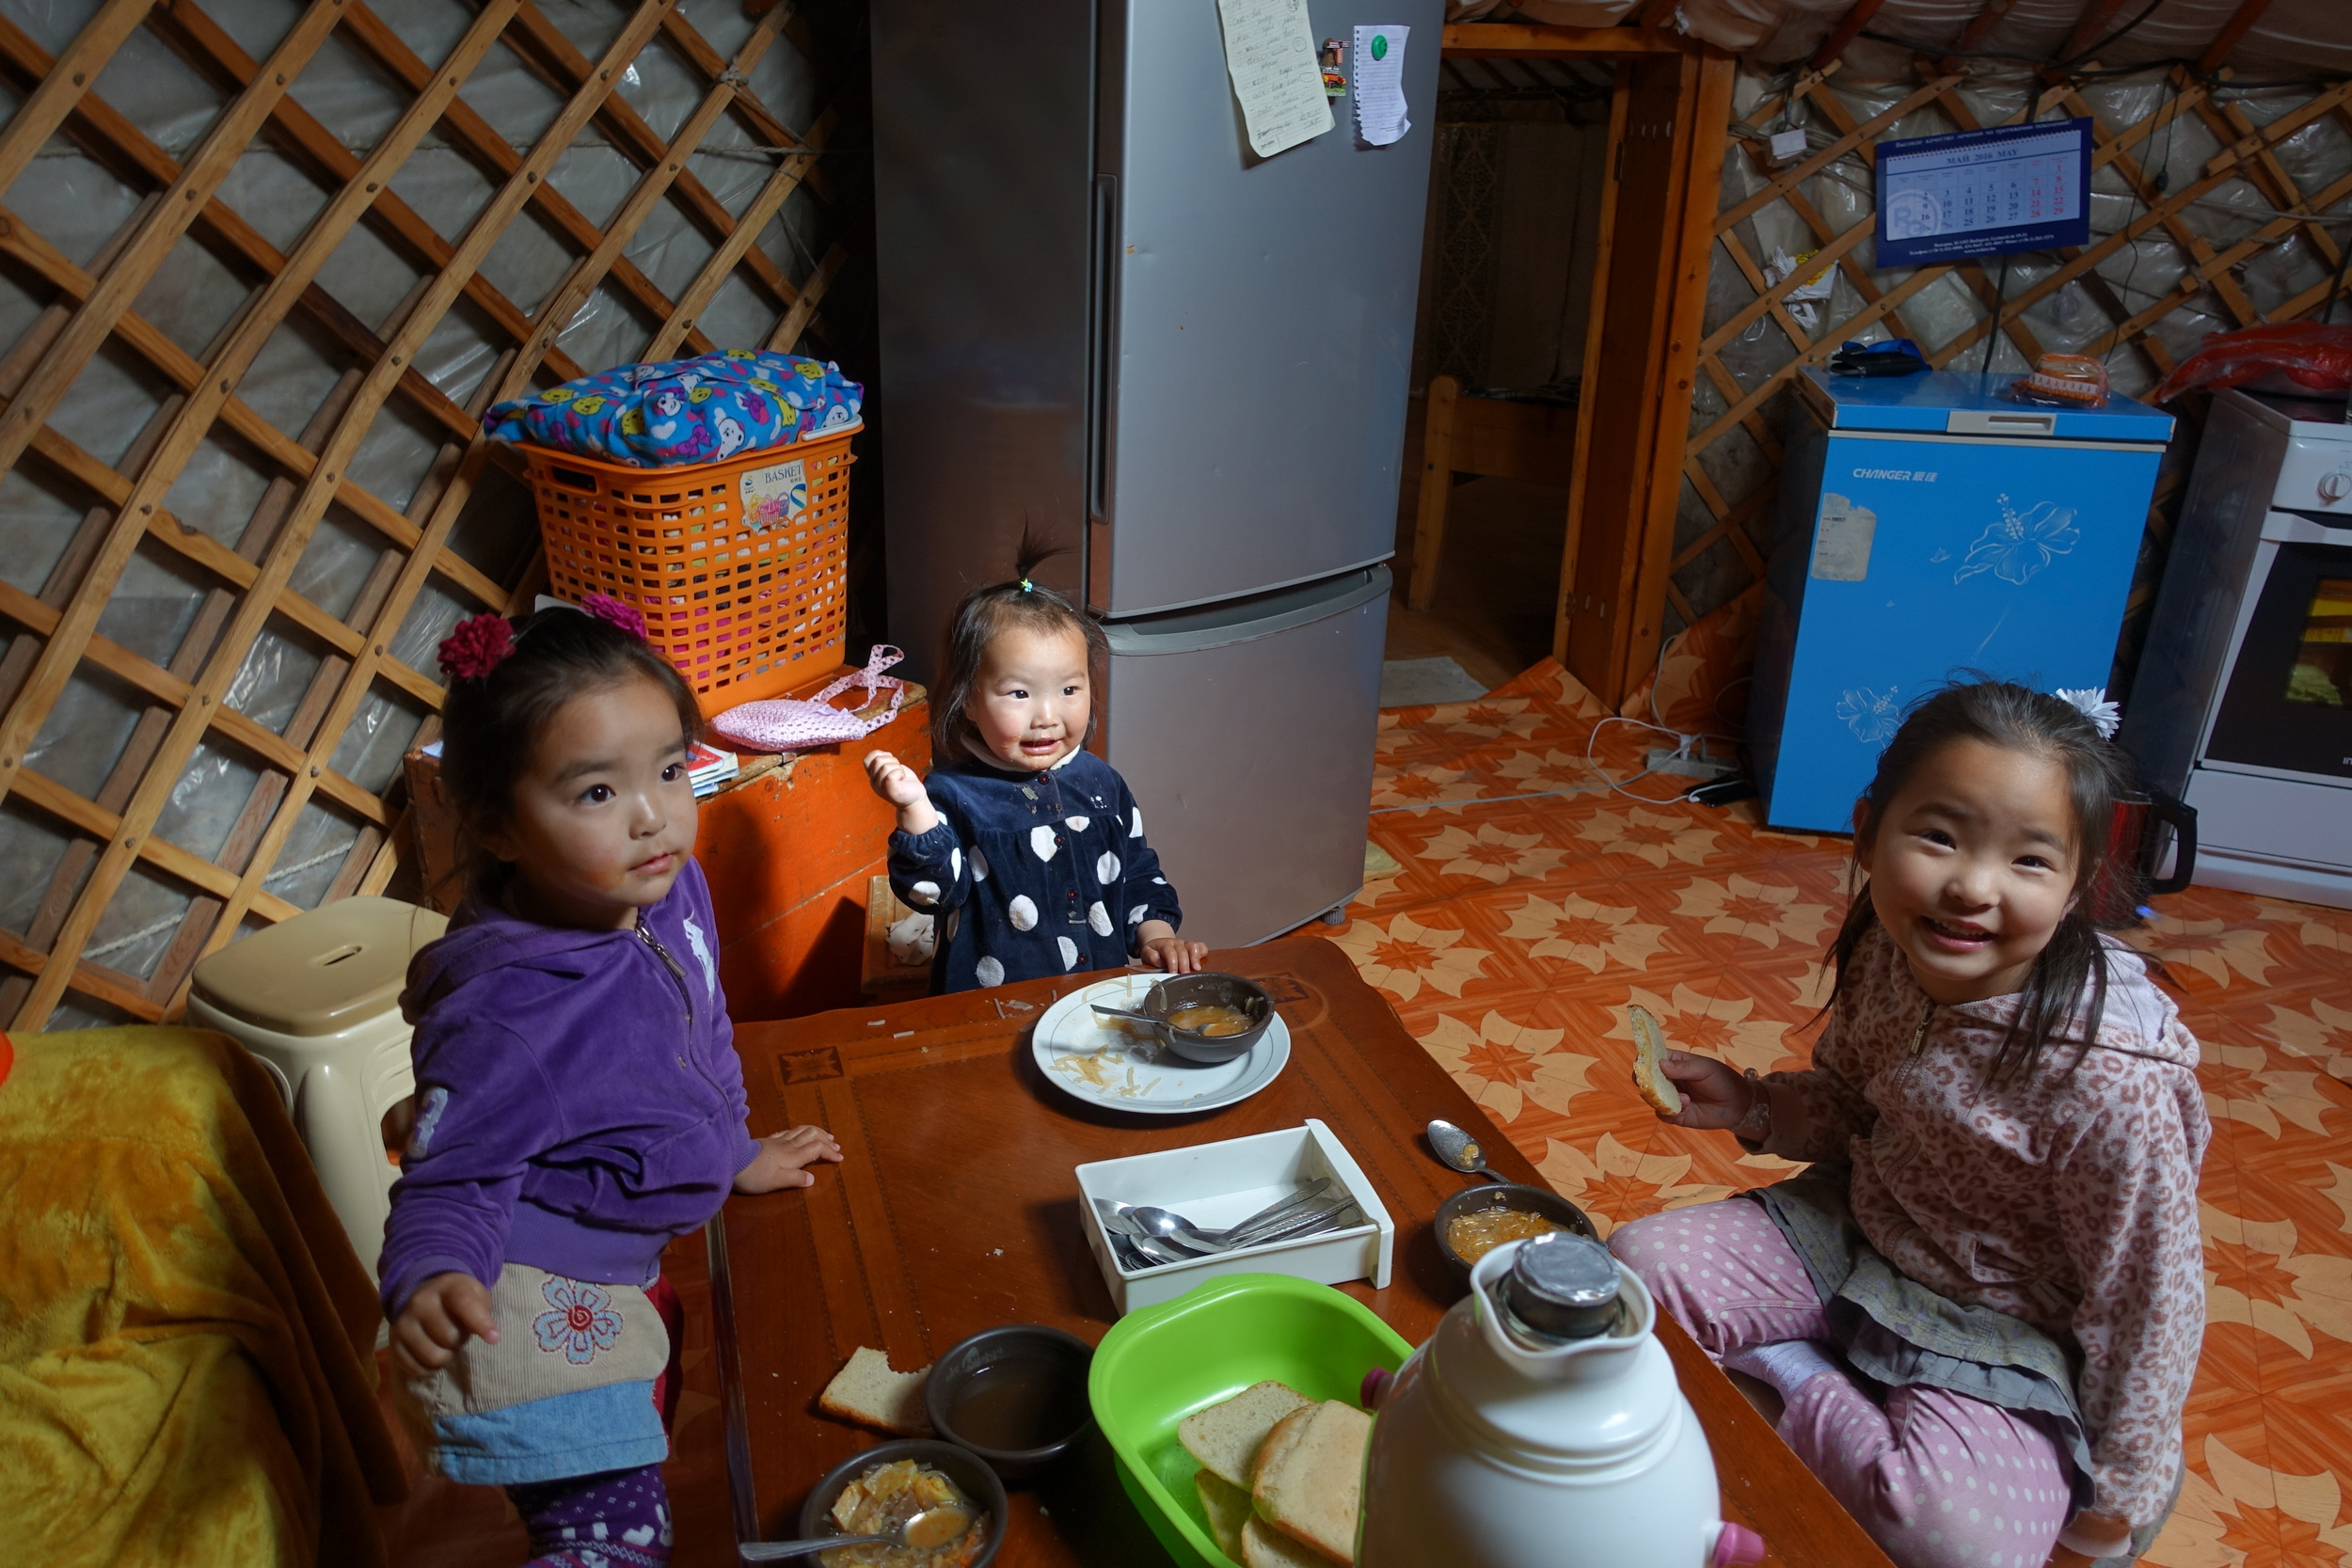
[1117,1209,1357,1268]
[1124,1230,1200,1268]
[739,1502,973,1560]
[1094,1187,1318,1244]
[1114,1179,1332,1251]
[1090,1203,1197,1266]
[1128,1196,1356,1254]
[1089,1001,1165,1027]
[1427,1118,1505,1184]
[1197,1177,1333,1239]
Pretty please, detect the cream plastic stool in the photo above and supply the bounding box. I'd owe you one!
[188,896,448,1283]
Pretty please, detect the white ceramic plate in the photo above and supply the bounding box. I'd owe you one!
[1030,974,1291,1116]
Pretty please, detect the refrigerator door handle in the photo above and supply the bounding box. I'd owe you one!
[1087,172,1120,527]
[1104,568,1391,656]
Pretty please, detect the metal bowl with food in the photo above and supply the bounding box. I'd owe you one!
[792,1438,1007,1568]
[1433,1181,1597,1275]
[1091,972,1274,1066]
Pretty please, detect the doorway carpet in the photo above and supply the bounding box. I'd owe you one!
[1330,623,2352,1568]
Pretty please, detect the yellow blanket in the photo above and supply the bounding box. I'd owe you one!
[0,1027,406,1567]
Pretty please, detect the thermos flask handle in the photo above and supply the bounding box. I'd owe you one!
[2143,788,2197,897]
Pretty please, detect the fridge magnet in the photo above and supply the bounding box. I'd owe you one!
[740,456,810,530]
[1953,494,2080,587]
[1836,687,1901,745]
[1807,492,1877,582]
[1321,37,1347,98]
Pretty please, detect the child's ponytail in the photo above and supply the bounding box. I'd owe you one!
[1825,678,2133,1083]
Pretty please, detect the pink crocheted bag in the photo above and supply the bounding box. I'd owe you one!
[710,644,906,752]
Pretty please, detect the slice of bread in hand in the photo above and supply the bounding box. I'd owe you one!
[1251,1400,1373,1564]
[1197,1469,1254,1562]
[1179,1379,1312,1490]
[817,1346,932,1437]
[1629,1004,1683,1116]
[1243,1514,1336,1568]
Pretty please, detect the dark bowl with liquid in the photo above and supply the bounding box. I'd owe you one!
[1434,1181,1598,1277]
[1140,972,1274,1066]
[794,1437,1007,1566]
[924,1324,1096,1481]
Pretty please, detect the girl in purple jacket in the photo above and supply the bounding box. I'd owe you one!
[383,598,838,1568]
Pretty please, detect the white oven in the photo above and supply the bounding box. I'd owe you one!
[2119,388,2352,909]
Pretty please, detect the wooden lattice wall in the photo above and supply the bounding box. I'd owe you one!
[1667,57,2352,653]
[0,0,855,1029]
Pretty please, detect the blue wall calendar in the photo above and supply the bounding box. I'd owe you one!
[1873,118,2093,266]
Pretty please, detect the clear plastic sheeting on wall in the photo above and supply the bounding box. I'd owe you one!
[0,0,850,1026]
[1660,55,2348,680]
[1664,0,2352,76]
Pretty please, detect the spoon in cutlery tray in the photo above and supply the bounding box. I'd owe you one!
[1094,1186,1358,1262]
[1093,1177,1329,1247]
[1126,1197,1356,1254]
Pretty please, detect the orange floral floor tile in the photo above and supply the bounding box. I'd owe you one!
[1328,641,2352,1568]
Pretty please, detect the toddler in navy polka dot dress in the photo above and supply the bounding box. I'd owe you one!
[865,538,1209,993]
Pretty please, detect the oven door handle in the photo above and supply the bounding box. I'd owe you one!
[2143,787,2198,897]
[2259,511,2352,546]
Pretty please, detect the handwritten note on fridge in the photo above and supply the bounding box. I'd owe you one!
[1351,24,1409,146]
[1216,0,1332,159]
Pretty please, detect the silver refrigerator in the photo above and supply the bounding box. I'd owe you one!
[871,0,1441,945]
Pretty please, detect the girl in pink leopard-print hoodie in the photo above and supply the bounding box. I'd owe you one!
[1613,682,2207,1568]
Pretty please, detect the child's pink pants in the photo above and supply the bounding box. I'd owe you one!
[1611,1199,2074,1568]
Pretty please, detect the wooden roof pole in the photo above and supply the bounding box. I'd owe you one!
[1809,0,1888,71]
[1953,0,2018,53]
[2058,0,2137,64]
[2196,0,2276,73]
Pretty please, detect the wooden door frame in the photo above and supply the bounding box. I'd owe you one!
[1439,24,1735,709]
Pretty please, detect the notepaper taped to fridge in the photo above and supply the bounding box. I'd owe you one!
[1352,24,1409,147]
[1810,492,1878,581]
[1216,0,1333,159]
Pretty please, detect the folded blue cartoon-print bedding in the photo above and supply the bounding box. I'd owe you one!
[482,349,862,467]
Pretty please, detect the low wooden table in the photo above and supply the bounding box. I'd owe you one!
[714,938,1890,1567]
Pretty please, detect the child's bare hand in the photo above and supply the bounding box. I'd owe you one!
[392,1271,497,1377]
[865,751,926,808]
[1138,930,1210,974]
[865,751,940,834]
[734,1123,844,1194]
[1654,1050,1752,1130]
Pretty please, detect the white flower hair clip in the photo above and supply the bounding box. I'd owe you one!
[2057,686,2121,739]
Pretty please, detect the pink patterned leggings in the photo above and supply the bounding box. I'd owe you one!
[1611,1199,2074,1568]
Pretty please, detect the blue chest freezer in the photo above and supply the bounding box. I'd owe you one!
[1748,368,2172,832]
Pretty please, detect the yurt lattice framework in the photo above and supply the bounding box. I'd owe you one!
[0,0,849,1029]
[1662,49,2352,645]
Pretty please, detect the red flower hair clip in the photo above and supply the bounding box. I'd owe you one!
[580,592,647,641]
[437,612,515,683]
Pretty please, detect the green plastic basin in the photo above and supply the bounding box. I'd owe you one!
[1088,1273,1416,1568]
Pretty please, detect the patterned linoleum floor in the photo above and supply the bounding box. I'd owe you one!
[1327,635,2352,1568]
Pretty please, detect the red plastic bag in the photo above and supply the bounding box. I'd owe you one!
[2152,323,2352,404]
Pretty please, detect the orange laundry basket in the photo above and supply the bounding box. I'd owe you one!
[517,426,858,715]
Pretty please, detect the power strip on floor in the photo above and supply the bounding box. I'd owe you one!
[1647,746,1740,782]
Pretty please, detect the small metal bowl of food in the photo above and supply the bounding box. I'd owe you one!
[1092,972,1274,1066]
[794,1438,1007,1567]
[1434,1181,1597,1275]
